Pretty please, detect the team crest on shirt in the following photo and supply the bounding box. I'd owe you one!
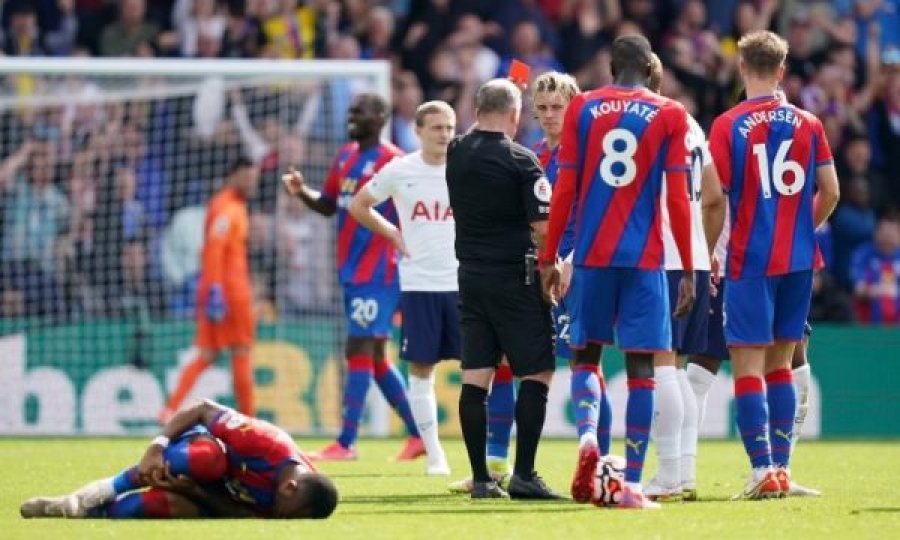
[224,411,248,430]
[533,177,552,202]
[212,215,231,237]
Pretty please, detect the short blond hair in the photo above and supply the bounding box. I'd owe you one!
[532,71,580,101]
[648,53,663,93]
[414,100,456,127]
[738,31,789,77]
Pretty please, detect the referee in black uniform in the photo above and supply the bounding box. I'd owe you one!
[446,78,560,500]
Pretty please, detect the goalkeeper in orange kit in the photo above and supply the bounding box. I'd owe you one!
[160,158,260,422]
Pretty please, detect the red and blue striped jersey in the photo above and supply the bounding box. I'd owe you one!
[709,96,833,279]
[543,85,693,269]
[534,138,575,259]
[208,409,315,516]
[533,139,559,184]
[851,243,900,324]
[321,141,403,286]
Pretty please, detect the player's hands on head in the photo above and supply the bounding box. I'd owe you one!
[138,444,166,482]
[281,167,305,196]
[149,463,200,496]
[673,272,696,318]
[540,262,561,306]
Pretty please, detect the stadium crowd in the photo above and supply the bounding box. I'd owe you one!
[0,0,897,324]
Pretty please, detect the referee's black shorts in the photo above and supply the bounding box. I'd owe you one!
[458,267,555,377]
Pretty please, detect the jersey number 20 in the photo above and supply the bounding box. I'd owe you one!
[751,139,806,198]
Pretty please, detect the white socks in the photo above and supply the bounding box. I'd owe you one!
[792,363,812,452]
[686,363,716,430]
[652,366,683,486]
[678,369,698,486]
[408,372,445,465]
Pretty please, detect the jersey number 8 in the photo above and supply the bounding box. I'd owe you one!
[599,128,638,188]
[751,139,806,198]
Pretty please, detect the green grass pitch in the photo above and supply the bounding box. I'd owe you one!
[1,438,897,539]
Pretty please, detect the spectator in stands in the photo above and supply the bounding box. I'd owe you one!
[785,9,828,85]
[498,20,563,76]
[809,270,855,322]
[361,5,394,60]
[838,133,886,211]
[117,168,148,297]
[275,191,334,315]
[160,204,205,318]
[482,0,557,58]
[871,67,900,213]
[0,140,69,317]
[398,0,476,91]
[391,70,422,151]
[261,0,325,59]
[219,0,265,58]
[176,0,227,58]
[3,4,44,56]
[445,14,500,84]
[99,0,165,57]
[556,0,619,76]
[831,176,878,287]
[851,218,900,325]
[43,0,79,56]
[834,0,900,55]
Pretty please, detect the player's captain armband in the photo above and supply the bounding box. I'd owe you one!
[508,59,531,87]
[212,214,231,237]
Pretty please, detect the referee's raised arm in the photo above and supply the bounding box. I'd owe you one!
[445,79,561,501]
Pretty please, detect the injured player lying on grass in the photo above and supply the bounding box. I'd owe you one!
[20,399,338,519]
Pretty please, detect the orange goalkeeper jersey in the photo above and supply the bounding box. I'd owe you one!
[199,187,251,303]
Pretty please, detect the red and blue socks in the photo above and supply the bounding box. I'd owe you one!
[766,369,796,468]
[571,364,602,443]
[373,359,419,438]
[486,363,516,459]
[103,489,181,518]
[598,375,613,456]
[337,354,374,448]
[624,378,654,484]
[734,376,772,469]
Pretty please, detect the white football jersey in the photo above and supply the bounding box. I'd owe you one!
[366,151,458,291]
[661,113,712,271]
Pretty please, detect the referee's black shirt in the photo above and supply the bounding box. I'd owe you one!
[446,130,550,271]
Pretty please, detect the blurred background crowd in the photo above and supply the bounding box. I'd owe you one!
[0,0,897,325]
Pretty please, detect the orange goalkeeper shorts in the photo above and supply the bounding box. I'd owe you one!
[195,300,254,350]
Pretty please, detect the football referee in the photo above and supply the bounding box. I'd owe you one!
[446,78,560,500]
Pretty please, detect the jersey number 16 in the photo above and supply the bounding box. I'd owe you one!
[751,139,806,198]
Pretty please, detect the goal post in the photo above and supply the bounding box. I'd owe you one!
[0,57,396,435]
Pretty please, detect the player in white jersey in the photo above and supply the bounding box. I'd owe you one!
[349,101,458,476]
[644,54,726,501]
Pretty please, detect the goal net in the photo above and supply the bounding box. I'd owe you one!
[0,57,400,435]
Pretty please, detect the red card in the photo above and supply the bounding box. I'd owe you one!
[508,59,531,85]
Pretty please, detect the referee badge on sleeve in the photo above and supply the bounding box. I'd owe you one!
[533,177,552,202]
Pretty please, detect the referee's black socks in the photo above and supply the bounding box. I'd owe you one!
[459,383,491,483]
[513,379,549,479]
